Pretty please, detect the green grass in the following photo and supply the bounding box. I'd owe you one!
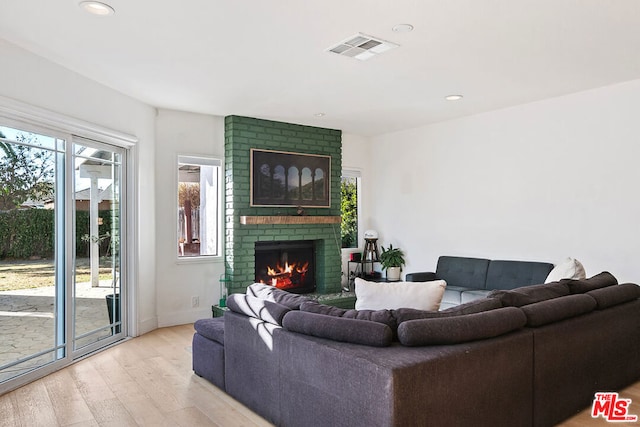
[0,258,114,291]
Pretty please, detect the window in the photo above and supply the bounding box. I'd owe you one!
[341,170,361,248]
[177,155,221,258]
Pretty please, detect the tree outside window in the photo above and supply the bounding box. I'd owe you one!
[0,131,54,211]
[341,174,359,248]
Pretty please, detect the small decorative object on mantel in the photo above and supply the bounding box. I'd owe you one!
[379,244,406,281]
[296,206,305,216]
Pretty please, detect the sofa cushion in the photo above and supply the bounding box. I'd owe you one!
[393,298,503,324]
[489,282,570,307]
[397,307,526,346]
[545,257,586,283]
[435,256,490,289]
[438,301,460,311]
[392,307,448,323]
[441,287,465,307]
[567,271,618,294]
[226,293,291,325]
[354,278,446,311]
[442,296,503,315]
[192,332,225,390]
[246,282,311,310]
[299,301,397,331]
[461,289,492,304]
[587,283,640,309]
[299,301,350,317]
[282,311,393,347]
[485,260,554,290]
[520,294,597,327]
[194,317,225,344]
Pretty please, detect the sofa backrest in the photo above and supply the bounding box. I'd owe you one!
[436,256,490,289]
[485,260,554,290]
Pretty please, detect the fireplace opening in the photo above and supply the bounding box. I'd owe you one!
[255,240,316,294]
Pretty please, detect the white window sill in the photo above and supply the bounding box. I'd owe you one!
[176,255,224,265]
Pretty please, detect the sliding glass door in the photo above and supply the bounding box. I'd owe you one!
[72,139,124,353]
[0,123,126,391]
[0,125,65,385]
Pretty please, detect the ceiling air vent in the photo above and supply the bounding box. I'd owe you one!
[327,33,399,61]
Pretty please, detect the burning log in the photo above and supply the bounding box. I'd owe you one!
[265,261,309,289]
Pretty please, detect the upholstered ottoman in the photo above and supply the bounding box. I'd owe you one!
[192,317,225,390]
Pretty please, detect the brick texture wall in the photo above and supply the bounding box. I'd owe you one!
[224,116,342,294]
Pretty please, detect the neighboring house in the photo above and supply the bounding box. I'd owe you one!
[18,199,45,209]
[69,184,113,212]
[41,184,113,211]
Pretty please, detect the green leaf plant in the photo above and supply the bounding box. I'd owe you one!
[379,244,406,270]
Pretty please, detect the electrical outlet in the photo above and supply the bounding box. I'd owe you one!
[191,296,199,308]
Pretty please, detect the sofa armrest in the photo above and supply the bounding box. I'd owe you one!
[405,272,438,282]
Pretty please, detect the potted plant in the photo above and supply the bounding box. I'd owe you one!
[379,244,405,281]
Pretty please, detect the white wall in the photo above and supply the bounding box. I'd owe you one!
[0,40,158,335]
[154,109,226,326]
[370,80,640,283]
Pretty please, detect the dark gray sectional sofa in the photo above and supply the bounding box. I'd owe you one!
[192,272,640,427]
[405,255,555,309]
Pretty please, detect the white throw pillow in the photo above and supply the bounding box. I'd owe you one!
[545,257,587,283]
[354,278,447,311]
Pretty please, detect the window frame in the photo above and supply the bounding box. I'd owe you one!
[340,169,362,250]
[176,154,223,262]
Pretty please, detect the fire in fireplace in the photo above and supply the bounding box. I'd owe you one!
[255,240,316,294]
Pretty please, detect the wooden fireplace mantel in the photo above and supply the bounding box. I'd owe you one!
[240,215,341,225]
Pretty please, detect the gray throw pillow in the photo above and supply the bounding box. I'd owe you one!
[567,271,618,294]
[227,293,291,325]
[519,294,597,327]
[300,301,397,331]
[393,298,503,324]
[587,283,640,309]
[282,311,393,347]
[397,307,526,346]
[441,297,503,315]
[488,282,570,307]
[246,282,312,310]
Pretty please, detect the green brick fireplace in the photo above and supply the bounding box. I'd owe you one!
[224,116,343,295]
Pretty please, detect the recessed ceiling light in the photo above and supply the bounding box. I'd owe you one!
[79,1,115,16]
[314,113,326,117]
[392,24,414,33]
[445,95,464,101]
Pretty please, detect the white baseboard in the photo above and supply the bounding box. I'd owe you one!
[137,317,158,336]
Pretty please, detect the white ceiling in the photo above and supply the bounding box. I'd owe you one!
[2,1,640,136]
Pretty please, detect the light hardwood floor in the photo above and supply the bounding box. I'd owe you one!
[0,324,637,426]
[0,324,271,427]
